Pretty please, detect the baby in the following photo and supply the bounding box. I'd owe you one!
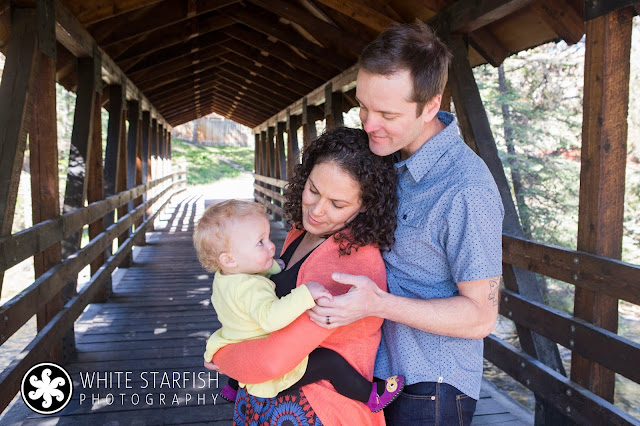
[193,199,404,412]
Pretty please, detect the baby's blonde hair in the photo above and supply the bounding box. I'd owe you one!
[193,199,267,272]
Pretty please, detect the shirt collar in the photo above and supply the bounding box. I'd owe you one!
[394,111,460,182]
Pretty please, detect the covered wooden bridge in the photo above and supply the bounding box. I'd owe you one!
[0,0,639,424]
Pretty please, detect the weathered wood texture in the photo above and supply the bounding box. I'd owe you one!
[286,110,300,179]
[0,8,39,242]
[0,177,185,414]
[572,6,634,402]
[104,84,127,233]
[29,40,62,361]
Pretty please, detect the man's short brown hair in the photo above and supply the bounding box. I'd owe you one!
[358,20,452,116]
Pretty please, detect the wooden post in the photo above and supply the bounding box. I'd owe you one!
[117,102,130,266]
[254,133,261,175]
[126,100,141,209]
[286,109,300,180]
[276,122,287,181]
[134,105,144,238]
[571,6,633,403]
[0,7,39,295]
[104,84,126,237]
[447,35,568,425]
[302,98,317,148]
[88,92,109,301]
[29,0,62,355]
[266,126,276,214]
[441,84,452,113]
[324,83,344,129]
[139,110,151,241]
[260,130,268,178]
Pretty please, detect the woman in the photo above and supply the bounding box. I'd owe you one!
[211,127,397,425]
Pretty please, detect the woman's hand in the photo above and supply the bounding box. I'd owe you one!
[204,360,222,373]
[307,273,384,328]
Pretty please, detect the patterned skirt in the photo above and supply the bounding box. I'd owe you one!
[233,387,322,426]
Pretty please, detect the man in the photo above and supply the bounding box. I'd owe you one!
[307,21,504,425]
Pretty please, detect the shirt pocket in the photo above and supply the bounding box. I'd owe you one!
[394,206,425,258]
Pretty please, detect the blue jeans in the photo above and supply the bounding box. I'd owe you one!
[384,382,476,426]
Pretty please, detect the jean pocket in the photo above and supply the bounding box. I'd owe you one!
[387,391,438,425]
[456,393,476,426]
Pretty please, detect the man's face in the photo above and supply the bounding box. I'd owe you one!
[356,69,430,159]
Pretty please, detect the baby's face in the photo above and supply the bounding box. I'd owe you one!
[226,214,275,274]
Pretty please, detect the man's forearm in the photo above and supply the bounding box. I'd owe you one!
[374,277,499,339]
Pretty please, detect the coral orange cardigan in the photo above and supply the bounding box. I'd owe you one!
[213,227,387,425]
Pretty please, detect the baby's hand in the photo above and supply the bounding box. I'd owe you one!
[305,281,333,302]
[275,259,286,270]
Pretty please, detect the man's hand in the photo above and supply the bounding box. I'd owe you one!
[307,273,384,328]
[305,281,333,301]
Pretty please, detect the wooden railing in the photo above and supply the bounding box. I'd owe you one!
[252,172,640,425]
[0,170,186,412]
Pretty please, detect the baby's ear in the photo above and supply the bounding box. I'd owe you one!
[219,252,236,268]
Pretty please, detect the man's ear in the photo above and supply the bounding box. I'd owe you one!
[219,252,237,268]
[421,94,442,122]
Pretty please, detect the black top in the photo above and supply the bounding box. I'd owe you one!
[272,232,317,298]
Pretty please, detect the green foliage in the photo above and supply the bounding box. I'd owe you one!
[171,139,254,186]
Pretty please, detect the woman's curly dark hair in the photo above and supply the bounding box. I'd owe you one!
[284,127,398,255]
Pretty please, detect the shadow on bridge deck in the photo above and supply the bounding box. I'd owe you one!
[2,192,532,425]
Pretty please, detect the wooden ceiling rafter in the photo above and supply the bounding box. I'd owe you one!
[220,39,325,89]
[62,0,165,25]
[312,0,398,33]
[468,27,511,67]
[109,13,234,63]
[224,25,338,81]
[224,4,353,70]
[121,31,229,73]
[135,57,226,92]
[217,62,302,100]
[88,0,239,46]
[216,71,296,106]
[248,0,366,56]
[219,52,311,96]
[129,44,227,82]
[215,76,294,110]
[531,0,584,45]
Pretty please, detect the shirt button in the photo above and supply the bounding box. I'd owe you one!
[402,214,407,220]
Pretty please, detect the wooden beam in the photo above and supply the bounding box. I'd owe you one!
[276,121,287,180]
[217,71,296,106]
[220,52,310,96]
[254,133,261,175]
[63,0,165,25]
[126,100,141,207]
[301,97,317,148]
[220,39,324,89]
[116,105,130,266]
[312,0,397,33]
[104,84,126,233]
[107,13,232,63]
[429,0,535,34]
[224,4,352,70]
[286,109,300,179]
[468,27,510,67]
[324,83,343,129]
[224,25,339,81]
[90,0,239,46]
[0,8,38,241]
[447,35,568,424]
[129,44,226,82]
[532,0,584,45]
[29,23,62,354]
[572,6,633,403]
[62,56,100,256]
[136,57,225,92]
[248,0,365,56]
[217,62,301,101]
[87,93,109,301]
[53,0,170,131]
[121,32,229,73]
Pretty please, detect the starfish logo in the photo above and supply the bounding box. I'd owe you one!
[21,362,73,415]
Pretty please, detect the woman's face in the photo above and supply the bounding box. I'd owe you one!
[301,161,363,236]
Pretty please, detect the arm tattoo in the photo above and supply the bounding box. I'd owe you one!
[488,277,500,307]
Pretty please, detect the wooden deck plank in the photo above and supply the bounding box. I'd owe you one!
[1,194,533,425]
